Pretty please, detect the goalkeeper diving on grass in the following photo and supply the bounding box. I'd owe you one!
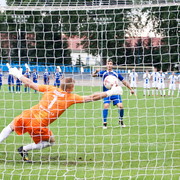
[92,59,134,129]
[0,67,123,162]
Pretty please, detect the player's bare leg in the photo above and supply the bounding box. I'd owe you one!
[117,103,126,128]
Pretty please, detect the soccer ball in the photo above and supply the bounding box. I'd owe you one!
[104,75,120,89]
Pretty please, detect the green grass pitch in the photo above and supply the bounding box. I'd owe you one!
[0,85,179,180]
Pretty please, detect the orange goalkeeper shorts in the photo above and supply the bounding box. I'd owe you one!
[13,110,53,144]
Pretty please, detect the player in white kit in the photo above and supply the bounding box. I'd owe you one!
[177,74,180,97]
[158,71,166,96]
[129,69,138,95]
[168,72,177,96]
[151,68,159,96]
[143,70,151,96]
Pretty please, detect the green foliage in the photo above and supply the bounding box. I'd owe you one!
[0,4,179,69]
[68,9,126,65]
[0,11,71,65]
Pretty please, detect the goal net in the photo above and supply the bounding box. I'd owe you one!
[0,0,179,179]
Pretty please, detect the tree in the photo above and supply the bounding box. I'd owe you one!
[124,7,179,71]
[62,9,126,65]
[0,10,72,65]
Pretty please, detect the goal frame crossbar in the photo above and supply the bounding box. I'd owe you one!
[0,2,179,11]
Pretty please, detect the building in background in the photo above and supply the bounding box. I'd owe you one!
[66,36,101,66]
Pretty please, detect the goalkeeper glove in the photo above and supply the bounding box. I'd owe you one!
[9,67,23,79]
[106,85,123,96]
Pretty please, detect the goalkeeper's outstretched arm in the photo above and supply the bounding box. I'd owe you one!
[83,85,123,102]
[9,67,39,91]
[20,76,39,91]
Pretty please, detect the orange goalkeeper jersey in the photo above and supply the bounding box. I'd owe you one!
[29,85,84,126]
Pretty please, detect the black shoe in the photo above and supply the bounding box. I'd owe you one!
[103,123,107,129]
[18,146,32,163]
[118,120,126,128]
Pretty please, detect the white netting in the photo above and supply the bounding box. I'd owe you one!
[0,0,179,179]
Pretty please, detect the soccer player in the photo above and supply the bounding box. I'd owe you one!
[7,73,15,93]
[0,67,122,162]
[24,68,31,92]
[151,68,159,96]
[0,68,3,90]
[158,70,166,96]
[15,67,22,93]
[53,68,63,88]
[129,69,138,95]
[32,68,39,93]
[143,70,151,96]
[177,74,180,97]
[43,69,50,85]
[92,59,134,129]
[168,72,177,96]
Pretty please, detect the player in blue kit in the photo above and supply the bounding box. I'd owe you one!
[0,68,3,90]
[92,59,134,129]
[43,69,50,85]
[8,73,15,92]
[23,68,31,92]
[53,67,63,88]
[15,67,22,93]
[32,68,39,93]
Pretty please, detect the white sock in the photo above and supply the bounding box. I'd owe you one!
[135,89,137,94]
[0,125,13,143]
[172,90,174,96]
[143,89,146,95]
[163,90,165,96]
[168,90,170,96]
[147,90,150,96]
[152,89,154,95]
[23,141,54,151]
[156,89,159,95]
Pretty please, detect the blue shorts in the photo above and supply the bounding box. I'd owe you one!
[16,79,22,85]
[103,95,122,105]
[44,78,49,85]
[33,79,38,83]
[8,80,14,85]
[54,79,60,86]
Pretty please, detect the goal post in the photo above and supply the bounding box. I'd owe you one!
[0,1,179,180]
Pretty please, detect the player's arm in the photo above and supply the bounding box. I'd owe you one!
[60,74,64,80]
[129,73,131,83]
[92,69,100,77]
[122,79,134,94]
[82,85,123,102]
[118,74,134,94]
[136,73,138,82]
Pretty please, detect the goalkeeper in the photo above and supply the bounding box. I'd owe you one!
[92,59,134,129]
[0,67,123,162]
